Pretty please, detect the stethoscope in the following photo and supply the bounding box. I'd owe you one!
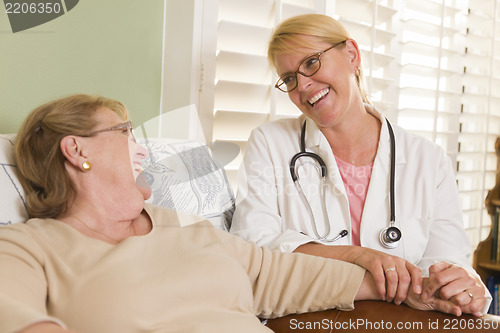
[289,118,402,249]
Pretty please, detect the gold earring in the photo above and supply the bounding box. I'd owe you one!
[82,161,92,171]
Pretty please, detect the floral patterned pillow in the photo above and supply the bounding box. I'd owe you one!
[139,139,234,231]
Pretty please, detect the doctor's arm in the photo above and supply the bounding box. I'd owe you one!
[295,242,422,305]
[418,150,489,315]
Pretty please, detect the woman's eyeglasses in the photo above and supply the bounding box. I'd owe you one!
[88,121,136,142]
[275,40,346,93]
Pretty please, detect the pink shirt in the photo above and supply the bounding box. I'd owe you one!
[334,157,373,246]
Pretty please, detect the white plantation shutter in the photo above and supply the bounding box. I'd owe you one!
[328,0,400,119]
[199,0,500,251]
[460,0,500,247]
[207,0,319,185]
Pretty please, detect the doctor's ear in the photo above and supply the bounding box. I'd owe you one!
[344,39,361,68]
[60,135,89,170]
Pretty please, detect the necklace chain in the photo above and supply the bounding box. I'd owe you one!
[70,215,121,243]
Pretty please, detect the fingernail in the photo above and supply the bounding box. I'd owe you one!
[415,285,422,294]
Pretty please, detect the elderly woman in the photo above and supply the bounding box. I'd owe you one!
[1,94,460,333]
[230,14,489,315]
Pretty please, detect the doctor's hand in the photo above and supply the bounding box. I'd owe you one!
[404,277,462,316]
[295,243,422,304]
[421,262,486,317]
[345,247,423,305]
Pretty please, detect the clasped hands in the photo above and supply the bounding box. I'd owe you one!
[406,262,486,317]
[353,249,486,316]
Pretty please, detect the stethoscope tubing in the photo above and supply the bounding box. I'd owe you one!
[289,118,400,247]
[387,119,396,225]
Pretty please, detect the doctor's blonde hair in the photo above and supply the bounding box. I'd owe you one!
[268,14,371,105]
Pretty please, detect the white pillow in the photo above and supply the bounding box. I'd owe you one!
[0,134,28,225]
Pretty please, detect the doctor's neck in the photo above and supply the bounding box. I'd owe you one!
[320,109,381,167]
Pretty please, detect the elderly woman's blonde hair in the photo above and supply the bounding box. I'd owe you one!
[268,14,371,104]
[15,94,129,219]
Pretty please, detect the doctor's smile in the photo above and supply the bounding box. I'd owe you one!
[307,87,330,107]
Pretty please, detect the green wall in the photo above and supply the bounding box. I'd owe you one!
[0,0,164,133]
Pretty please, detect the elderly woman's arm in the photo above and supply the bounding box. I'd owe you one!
[0,227,70,333]
[20,322,75,333]
[220,228,463,318]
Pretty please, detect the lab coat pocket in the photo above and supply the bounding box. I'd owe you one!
[399,217,431,264]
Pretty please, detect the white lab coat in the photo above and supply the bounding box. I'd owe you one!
[231,108,491,312]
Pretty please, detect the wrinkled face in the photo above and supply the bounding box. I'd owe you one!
[274,37,361,129]
[87,108,151,202]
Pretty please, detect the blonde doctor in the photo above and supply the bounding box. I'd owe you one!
[230,14,490,316]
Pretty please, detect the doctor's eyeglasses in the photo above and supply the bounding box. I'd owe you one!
[87,121,136,142]
[275,40,346,93]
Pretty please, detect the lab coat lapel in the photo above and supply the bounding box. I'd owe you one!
[360,117,407,251]
[360,118,391,247]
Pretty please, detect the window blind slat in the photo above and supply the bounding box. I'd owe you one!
[216,51,271,85]
[214,80,270,113]
[219,0,274,27]
[217,20,271,55]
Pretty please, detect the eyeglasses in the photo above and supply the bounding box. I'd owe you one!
[275,41,346,93]
[87,121,136,142]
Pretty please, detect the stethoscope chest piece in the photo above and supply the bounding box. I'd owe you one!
[379,225,402,249]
